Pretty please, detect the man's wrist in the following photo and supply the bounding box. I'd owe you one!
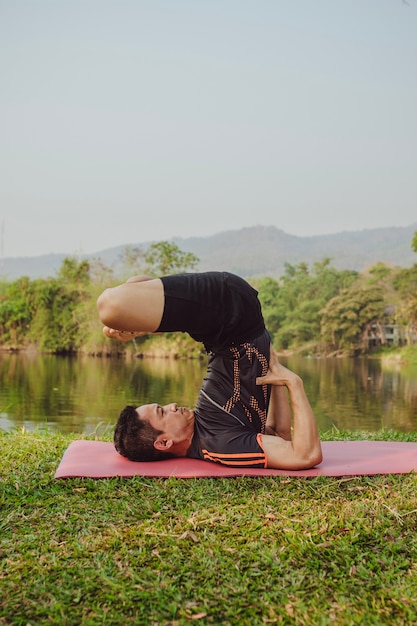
[286,375,303,392]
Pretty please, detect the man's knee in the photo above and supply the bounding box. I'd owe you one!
[97,288,120,327]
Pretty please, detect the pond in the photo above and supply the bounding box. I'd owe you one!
[1,352,416,435]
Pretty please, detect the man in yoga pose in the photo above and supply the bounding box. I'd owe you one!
[97,271,322,470]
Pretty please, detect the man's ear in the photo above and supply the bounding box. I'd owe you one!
[154,437,174,451]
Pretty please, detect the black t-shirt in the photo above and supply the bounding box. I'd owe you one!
[156,271,271,467]
[187,330,271,467]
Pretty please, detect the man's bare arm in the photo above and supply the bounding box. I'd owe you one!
[256,356,322,470]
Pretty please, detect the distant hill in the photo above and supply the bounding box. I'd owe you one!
[1,223,416,281]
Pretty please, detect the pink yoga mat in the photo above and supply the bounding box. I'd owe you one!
[55,440,417,479]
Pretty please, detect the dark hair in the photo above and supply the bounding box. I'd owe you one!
[114,405,175,462]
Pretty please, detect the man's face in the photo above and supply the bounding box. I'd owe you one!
[136,403,194,443]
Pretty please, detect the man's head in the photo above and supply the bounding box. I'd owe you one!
[114,402,195,462]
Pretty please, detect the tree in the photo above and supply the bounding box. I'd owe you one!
[320,285,385,354]
[0,277,35,346]
[144,241,199,276]
[57,257,90,285]
[117,245,144,279]
[412,231,417,253]
[258,260,358,350]
[257,277,281,341]
[386,232,417,334]
[392,263,417,331]
[26,258,93,352]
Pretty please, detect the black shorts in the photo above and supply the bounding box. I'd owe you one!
[156,271,265,351]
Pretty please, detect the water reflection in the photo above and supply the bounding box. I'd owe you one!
[1,352,416,434]
[283,355,417,433]
[0,353,206,434]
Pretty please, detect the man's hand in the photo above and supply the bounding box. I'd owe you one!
[256,354,301,389]
[256,346,322,470]
[102,326,148,343]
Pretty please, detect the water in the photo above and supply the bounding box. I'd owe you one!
[1,352,416,434]
[285,355,417,433]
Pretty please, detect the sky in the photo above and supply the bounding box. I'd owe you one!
[1,0,417,258]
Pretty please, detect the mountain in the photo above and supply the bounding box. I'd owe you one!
[175,224,417,277]
[1,223,416,281]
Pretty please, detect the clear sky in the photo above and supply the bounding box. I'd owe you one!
[1,0,416,258]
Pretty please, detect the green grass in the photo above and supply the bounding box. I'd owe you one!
[1,430,417,625]
[373,345,417,367]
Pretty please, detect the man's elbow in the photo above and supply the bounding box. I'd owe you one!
[265,441,323,470]
[300,446,323,469]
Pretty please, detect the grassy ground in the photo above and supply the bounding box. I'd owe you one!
[1,430,417,626]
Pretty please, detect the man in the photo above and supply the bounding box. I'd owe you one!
[97,271,322,470]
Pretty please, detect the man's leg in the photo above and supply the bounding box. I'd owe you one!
[97,276,165,336]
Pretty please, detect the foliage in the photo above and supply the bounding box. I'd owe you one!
[257,259,358,350]
[412,230,417,253]
[1,430,417,625]
[57,257,91,285]
[138,331,206,359]
[144,240,199,276]
[392,264,417,326]
[2,239,417,356]
[0,243,201,355]
[0,257,95,353]
[320,284,385,354]
[112,241,200,281]
[255,276,281,338]
[116,245,144,280]
[28,279,82,352]
[367,261,393,283]
[394,345,417,367]
[0,277,36,347]
[36,258,92,352]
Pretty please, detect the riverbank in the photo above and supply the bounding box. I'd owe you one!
[378,345,417,367]
[2,429,417,625]
[2,335,417,363]
[279,344,417,363]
